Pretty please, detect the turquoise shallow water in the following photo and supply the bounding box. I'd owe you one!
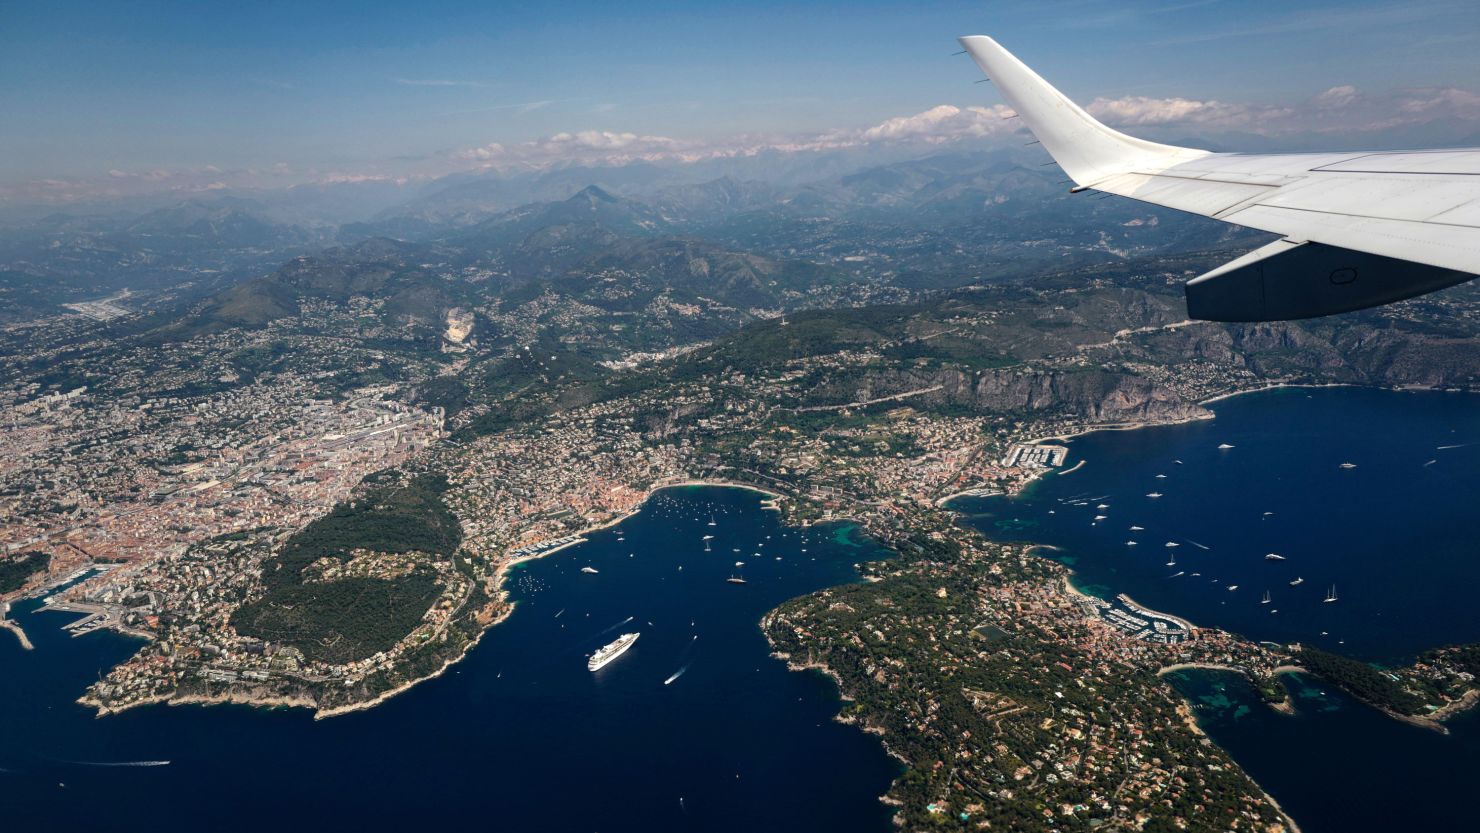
[955,387,1480,832]
[1164,668,1480,833]
[0,486,899,832]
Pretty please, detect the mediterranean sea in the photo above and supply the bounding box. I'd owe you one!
[953,386,1480,833]
[0,486,899,832]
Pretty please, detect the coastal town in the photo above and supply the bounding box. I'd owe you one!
[2,242,1478,832]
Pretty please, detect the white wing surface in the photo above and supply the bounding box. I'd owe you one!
[960,35,1480,321]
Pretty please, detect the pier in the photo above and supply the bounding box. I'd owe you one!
[1,602,33,650]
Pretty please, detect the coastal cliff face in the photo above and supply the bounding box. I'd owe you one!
[1124,319,1480,390]
[967,367,1207,421]
[803,364,1208,424]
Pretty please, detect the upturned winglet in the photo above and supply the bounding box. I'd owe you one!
[957,35,1209,186]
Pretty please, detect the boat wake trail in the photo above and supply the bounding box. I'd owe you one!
[598,616,635,637]
[563,616,638,656]
[663,634,701,685]
[1182,539,1212,551]
[64,760,171,768]
[1437,443,1471,451]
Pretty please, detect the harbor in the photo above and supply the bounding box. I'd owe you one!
[1067,584,1195,644]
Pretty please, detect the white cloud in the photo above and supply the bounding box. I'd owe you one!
[1087,96,1291,128]
[1313,85,1359,109]
[860,104,1018,142]
[10,82,1480,206]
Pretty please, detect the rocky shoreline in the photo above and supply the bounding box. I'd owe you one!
[80,478,790,721]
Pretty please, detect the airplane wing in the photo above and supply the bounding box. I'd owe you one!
[959,35,1480,322]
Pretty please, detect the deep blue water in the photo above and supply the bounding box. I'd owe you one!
[0,486,899,832]
[956,387,1480,662]
[955,387,1480,833]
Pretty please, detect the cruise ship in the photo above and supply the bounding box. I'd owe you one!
[588,633,640,671]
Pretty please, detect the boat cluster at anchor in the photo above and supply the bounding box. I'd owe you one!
[555,493,830,675]
[1053,443,1352,643]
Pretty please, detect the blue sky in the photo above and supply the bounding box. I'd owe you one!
[3,0,1478,197]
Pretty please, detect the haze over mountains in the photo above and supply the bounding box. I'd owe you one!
[0,147,1267,327]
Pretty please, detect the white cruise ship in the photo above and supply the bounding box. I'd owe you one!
[588,633,640,671]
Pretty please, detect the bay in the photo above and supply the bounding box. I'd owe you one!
[953,386,1480,832]
[0,485,899,832]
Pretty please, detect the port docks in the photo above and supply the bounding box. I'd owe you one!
[1001,444,1070,468]
[510,534,588,559]
[1072,591,1194,644]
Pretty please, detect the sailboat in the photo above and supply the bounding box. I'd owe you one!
[1324,585,1339,603]
[1166,552,1176,567]
[708,514,717,527]
[1261,590,1271,605]
[726,573,747,585]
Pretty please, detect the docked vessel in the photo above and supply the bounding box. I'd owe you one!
[588,633,639,671]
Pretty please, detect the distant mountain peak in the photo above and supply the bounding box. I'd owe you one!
[570,185,619,205]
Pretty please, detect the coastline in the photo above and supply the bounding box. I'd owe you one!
[966,380,1480,729]
[949,382,1478,833]
[93,478,793,721]
[1022,379,1464,450]
[765,641,910,767]
[2,602,33,650]
[1197,382,1357,406]
[1156,663,1305,833]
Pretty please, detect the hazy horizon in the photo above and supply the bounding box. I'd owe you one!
[4,0,1479,208]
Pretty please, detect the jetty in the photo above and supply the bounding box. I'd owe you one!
[1,602,33,650]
